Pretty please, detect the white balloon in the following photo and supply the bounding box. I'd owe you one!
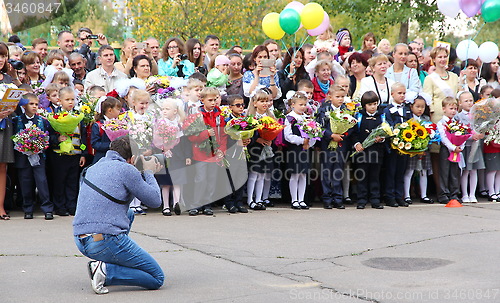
[437,0,461,18]
[478,42,499,63]
[456,40,479,61]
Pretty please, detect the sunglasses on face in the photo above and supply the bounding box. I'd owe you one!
[231,103,244,108]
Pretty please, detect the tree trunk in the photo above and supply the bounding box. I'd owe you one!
[399,20,409,43]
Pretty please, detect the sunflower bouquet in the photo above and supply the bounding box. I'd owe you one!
[328,109,357,150]
[351,122,393,157]
[391,119,431,157]
[257,116,284,160]
[102,118,129,142]
[47,111,84,153]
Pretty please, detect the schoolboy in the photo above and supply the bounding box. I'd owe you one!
[352,91,386,209]
[316,84,350,209]
[187,87,227,216]
[383,82,412,207]
[45,83,61,113]
[49,86,87,216]
[183,78,205,115]
[13,94,54,220]
[436,97,462,204]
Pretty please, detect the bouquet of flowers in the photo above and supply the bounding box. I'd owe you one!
[484,120,500,148]
[421,121,441,144]
[444,120,472,163]
[75,94,97,126]
[11,124,49,166]
[297,119,324,141]
[328,109,357,150]
[129,119,153,150]
[272,110,287,147]
[391,119,431,157]
[351,122,393,157]
[182,113,220,156]
[257,116,284,160]
[153,119,181,156]
[102,118,129,142]
[225,116,259,159]
[344,99,362,113]
[469,98,500,161]
[47,111,84,153]
[146,75,171,89]
[156,87,179,99]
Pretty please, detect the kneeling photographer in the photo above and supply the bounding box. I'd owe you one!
[73,136,164,294]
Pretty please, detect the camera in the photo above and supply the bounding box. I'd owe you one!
[179,54,188,61]
[135,154,164,172]
[197,65,207,75]
[8,59,24,70]
[87,35,99,39]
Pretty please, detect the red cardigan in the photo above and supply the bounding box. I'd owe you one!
[188,107,227,162]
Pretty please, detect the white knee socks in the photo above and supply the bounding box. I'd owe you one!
[290,173,307,202]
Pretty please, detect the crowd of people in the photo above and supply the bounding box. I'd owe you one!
[0,26,499,221]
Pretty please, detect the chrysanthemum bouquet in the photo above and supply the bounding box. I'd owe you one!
[11,124,49,166]
[146,75,171,89]
[225,116,259,159]
[351,122,393,157]
[391,119,431,157]
[47,111,84,153]
[102,118,129,142]
[328,109,357,150]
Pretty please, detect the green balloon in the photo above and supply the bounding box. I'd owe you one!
[482,0,500,23]
[279,9,301,35]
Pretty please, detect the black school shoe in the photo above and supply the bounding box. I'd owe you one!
[45,212,54,220]
[356,205,365,209]
[24,213,33,219]
[371,204,384,209]
[228,206,238,213]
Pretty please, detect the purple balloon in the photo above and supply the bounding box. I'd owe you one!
[460,0,483,17]
[307,12,330,36]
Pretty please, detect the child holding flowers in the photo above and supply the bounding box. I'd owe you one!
[456,91,485,203]
[316,84,351,209]
[284,92,318,210]
[383,82,412,207]
[351,92,388,209]
[13,94,53,219]
[246,89,277,210]
[90,96,122,164]
[48,87,87,216]
[403,95,435,204]
[153,98,189,216]
[437,97,464,204]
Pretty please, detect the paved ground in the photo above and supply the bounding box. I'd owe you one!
[2,200,500,303]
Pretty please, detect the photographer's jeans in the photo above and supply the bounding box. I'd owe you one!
[74,209,164,290]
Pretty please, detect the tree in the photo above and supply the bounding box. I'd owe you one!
[318,0,444,43]
[126,0,287,48]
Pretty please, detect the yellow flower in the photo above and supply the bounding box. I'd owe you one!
[415,126,428,139]
[81,105,91,114]
[380,122,393,137]
[405,142,412,150]
[402,129,416,142]
[409,119,420,130]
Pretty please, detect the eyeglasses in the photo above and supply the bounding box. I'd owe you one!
[167,46,179,50]
[231,103,245,108]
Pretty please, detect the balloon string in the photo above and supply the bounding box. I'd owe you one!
[471,22,485,41]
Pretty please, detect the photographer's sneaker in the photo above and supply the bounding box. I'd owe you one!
[88,261,108,294]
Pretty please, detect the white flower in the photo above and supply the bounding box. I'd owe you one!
[393,138,400,144]
[401,122,409,129]
[405,142,412,150]
[393,129,400,135]
[398,142,405,149]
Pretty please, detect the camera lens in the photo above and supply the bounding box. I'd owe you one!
[180,54,188,61]
[8,59,25,70]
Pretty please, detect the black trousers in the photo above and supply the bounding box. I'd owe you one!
[50,153,80,213]
[356,162,382,206]
[384,151,408,202]
[18,161,53,214]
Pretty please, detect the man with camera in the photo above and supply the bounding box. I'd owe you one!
[73,136,164,294]
[57,31,75,65]
[77,27,109,71]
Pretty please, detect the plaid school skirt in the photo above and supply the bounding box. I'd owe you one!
[407,151,432,173]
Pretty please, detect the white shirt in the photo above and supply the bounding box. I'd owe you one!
[359,76,395,104]
[84,66,128,93]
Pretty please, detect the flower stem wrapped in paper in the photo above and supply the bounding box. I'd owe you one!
[47,111,84,153]
[102,118,129,142]
[11,124,49,166]
[444,120,472,163]
[297,118,324,149]
[153,119,181,157]
[468,97,500,162]
[224,116,259,159]
[390,119,431,157]
[256,116,284,160]
[328,109,357,150]
[351,122,393,157]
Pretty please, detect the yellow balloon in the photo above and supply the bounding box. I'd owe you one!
[262,12,285,40]
[301,3,325,29]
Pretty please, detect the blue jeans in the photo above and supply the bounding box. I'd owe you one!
[74,209,164,290]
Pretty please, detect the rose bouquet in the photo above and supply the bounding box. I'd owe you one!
[444,120,472,162]
[47,111,84,153]
[129,119,153,150]
[391,119,431,157]
[328,109,357,150]
[257,116,284,160]
[297,118,324,141]
[225,116,259,159]
[468,98,500,162]
[351,122,393,157]
[11,124,49,166]
[102,118,129,142]
[153,119,181,156]
[182,113,220,156]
